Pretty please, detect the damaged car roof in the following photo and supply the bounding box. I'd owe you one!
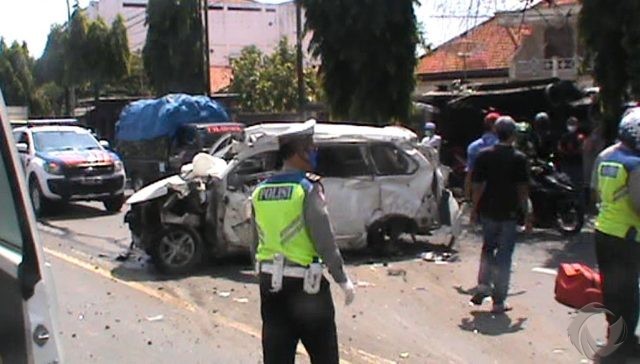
[245,122,418,144]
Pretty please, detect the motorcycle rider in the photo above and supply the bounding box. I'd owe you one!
[250,119,355,364]
[593,108,640,363]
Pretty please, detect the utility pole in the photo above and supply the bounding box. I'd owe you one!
[295,0,305,112]
[65,0,73,116]
[203,0,211,96]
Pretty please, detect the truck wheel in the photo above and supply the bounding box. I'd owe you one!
[150,226,204,275]
[103,195,125,213]
[29,177,50,218]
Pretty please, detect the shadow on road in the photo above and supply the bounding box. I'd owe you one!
[42,202,116,221]
[459,311,528,336]
[541,231,596,269]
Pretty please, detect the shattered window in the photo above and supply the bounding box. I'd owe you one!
[369,144,417,176]
[316,144,371,178]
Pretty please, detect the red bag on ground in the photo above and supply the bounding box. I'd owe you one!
[554,263,603,309]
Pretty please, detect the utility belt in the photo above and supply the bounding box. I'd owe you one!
[257,254,323,294]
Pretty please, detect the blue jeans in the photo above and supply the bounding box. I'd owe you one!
[478,217,518,304]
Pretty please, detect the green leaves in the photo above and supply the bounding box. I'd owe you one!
[579,0,640,141]
[301,0,418,125]
[143,0,206,96]
[229,38,321,112]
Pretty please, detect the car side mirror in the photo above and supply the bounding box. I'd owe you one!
[99,140,110,149]
[16,143,28,153]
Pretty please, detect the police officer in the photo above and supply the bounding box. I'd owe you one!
[421,122,442,151]
[593,108,640,363]
[250,119,355,364]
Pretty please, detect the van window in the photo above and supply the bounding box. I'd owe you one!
[229,151,279,189]
[0,139,23,252]
[316,144,370,177]
[370,144,417,176]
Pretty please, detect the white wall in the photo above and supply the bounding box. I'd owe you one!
[87,0,312,66]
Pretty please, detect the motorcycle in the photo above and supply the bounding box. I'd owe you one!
[525,159,584,236]
[124,154,228,274]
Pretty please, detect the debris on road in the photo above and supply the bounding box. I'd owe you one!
[146,314,164,322]
[233,298,249,304]
[218,291,231,298]
[356,281,375,288]
[387,268,407,277]
[532,267,557,276]
[78,314,85,321]
[399,352,410,359]
[419,251,457,264]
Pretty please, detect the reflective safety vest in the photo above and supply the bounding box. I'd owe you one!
[251,172,319,266]
[596,147,640,242]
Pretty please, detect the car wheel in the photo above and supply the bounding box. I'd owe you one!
[103,195,125,213]
[367,221,394,257]
[29,177,49,218]
[150,225,204,275]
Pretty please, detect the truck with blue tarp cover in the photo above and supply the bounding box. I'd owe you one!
[115,94,244,190]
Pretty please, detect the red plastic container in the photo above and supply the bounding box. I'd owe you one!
[554,263,603,309]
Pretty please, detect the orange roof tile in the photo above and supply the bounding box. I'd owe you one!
[416,0,579,76]
[210,66,233,93]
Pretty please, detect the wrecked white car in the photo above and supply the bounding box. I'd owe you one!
[124,122,462,274]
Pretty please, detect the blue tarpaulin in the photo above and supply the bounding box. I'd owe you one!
[115,94,230,141]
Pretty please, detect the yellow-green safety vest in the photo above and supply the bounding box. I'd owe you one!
[596,147,640,242]
[252,172,319,266]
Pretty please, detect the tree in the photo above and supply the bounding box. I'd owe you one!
[67,9,90,88]
[229,39,322,112]
[579,0,640,141]
[301,0,419,125]
[143,0,206,96]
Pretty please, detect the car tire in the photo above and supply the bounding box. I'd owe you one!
[367,221,394,257]
[29,177,50,218]
[103,195,125,213]
[150,225,204,275]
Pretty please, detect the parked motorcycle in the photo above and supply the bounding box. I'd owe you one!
[525,159,584,236]
[124,154,227,274]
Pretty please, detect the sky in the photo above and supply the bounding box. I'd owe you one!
[0,0,524,59]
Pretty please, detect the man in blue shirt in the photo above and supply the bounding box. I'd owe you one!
[465,112,500,200]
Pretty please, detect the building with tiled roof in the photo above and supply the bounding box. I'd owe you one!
[416,0,584,93]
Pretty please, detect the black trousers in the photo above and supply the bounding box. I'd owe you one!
[595,230,639,360]
[259,273,339,364]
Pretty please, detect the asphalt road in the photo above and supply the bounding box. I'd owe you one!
[39,201,603,364]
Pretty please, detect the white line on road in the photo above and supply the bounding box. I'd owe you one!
[532,267,558,276]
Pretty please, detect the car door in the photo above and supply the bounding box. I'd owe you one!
[367,143,431,219]
[0,92,62,363]
[221,149,279,248]
[315,143,380,248]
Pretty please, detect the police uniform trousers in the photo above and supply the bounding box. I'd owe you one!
[259,273,339,364]
[595,230,640,362]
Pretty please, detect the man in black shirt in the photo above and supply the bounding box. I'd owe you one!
[470,116,531,313]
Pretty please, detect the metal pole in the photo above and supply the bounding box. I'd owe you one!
[203,0,211,96]
[296,0,305,112]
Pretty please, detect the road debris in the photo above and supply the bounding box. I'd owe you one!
[218,291,231,298]
[78,314,84,321]
[532,267,557,276]
[419,251,457,263]
[233,298,249,304]
[387,268,407,277]
[146,314,164,322]
[399,352,410,359]
[356,281,375,288]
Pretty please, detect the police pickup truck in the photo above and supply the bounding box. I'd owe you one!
[12,119,126,216]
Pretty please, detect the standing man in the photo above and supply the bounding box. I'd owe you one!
[592,109,640,363]
[469,116,531,313]
[558,116,586,187]
[532,111,556,160]
[464,112,500,200]
[421,122,442,152]
[250,119,355,364]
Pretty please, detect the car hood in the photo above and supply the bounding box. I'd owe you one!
[38,149,117,166]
